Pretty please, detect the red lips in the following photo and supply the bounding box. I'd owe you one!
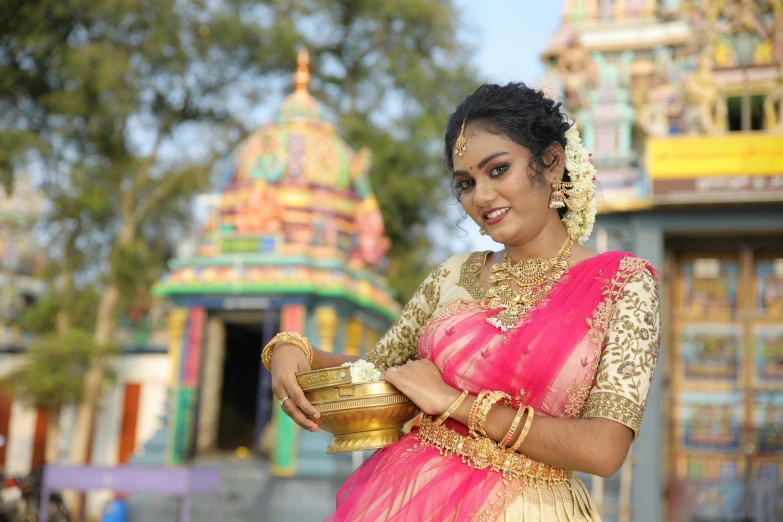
[482,207,510,226]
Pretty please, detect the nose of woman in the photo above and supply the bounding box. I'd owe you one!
[472,178,498,209]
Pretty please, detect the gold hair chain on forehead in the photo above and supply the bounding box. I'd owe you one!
[454,119,467,157]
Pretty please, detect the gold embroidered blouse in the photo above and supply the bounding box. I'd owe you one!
[364,252,482,371]
[581,268,660,438]
[363,251,660,439]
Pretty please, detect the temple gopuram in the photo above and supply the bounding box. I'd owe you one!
[541,1,783,520]
[150,50,399,477]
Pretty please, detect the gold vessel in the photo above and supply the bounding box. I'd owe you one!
[296,367,421,454]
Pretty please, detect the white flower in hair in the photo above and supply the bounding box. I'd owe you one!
[561,124,597,244]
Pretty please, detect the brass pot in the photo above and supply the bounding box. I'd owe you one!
[296,367,421,454]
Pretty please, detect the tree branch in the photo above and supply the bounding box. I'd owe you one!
[130,163,205,227]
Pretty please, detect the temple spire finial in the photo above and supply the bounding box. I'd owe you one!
[294,48,310,94]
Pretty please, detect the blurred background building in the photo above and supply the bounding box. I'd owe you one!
[0,50,401,519]
[539,0,783,520]
[149,49,399,476]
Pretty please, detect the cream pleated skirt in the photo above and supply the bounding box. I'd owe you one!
[497,478,602,522]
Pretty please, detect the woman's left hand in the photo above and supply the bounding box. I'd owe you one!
[381,359,462,416]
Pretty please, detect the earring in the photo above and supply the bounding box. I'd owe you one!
[549,178,566,209]
[479,229,488,236]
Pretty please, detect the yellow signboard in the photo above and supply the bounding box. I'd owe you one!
[647,133,783,179]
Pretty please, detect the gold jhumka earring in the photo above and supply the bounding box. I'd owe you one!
[549,178,590,211]
[479,228,488,236]
[454,119,467,157]
[549,178,566,209]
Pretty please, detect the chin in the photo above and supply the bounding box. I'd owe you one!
[486,230,511,244]
[485,223,516,243]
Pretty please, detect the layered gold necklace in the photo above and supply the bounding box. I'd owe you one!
[485,236,574,331]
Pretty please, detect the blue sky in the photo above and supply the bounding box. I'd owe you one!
[439,1,565,255]
[454,1,563,84]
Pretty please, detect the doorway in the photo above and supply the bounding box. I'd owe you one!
[216,322,263,451]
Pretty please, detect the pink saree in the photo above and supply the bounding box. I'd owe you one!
[326,252,653,522]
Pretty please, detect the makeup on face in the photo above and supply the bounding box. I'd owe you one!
[451,128,554,246]
[453,152,512,195]
[453,152,509,178]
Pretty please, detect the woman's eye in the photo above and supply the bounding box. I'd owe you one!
[456,178,474,191]
[489,164,509,177]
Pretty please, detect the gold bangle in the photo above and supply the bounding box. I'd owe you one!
[473,392,495,438]
[261,332,314,372]
[474,391,511,439]
[500,402,526,449]
[508,405,535,453]
[468,391,489,439]
[433,390,469,427]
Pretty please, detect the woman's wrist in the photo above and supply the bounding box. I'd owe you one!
[262,332,313,371]
[437,387,465,415]
[272,343,307,360]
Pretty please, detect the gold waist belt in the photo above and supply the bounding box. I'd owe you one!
[416,415,571,484]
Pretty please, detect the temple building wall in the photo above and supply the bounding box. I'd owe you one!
[543,1,783,519]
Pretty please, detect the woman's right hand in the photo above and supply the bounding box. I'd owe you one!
[270,343,321,431]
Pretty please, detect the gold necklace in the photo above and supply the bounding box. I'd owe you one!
[484,236,574,331]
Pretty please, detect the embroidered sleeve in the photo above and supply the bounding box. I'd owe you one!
[582,269,660,440]
[364,262,450,372]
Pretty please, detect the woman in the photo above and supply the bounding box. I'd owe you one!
[265,83,660,521]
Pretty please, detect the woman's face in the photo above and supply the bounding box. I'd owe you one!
[452,126,557,246]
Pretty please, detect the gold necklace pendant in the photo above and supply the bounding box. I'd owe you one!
[484,236,574,331]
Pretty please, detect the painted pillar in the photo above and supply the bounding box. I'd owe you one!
[165,306,206,464]
[364,328,381,356]
[196,316,226,455]
[271,303,306,477]
[628,224,664,522]
[314,306,339,353]
[579,110,596,154]
[613,0,626,19]
[255,308,278,454]
[618,52,635,163]
[344,318,363,357]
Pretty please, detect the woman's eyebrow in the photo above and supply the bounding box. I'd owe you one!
[477,152,508,169]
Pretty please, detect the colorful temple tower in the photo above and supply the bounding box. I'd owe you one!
[150,50,399,477]
[542,1,783,521]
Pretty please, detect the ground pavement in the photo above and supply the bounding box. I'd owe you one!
[125,456,348,522]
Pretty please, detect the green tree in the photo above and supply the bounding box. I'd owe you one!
[0,0,239,485]
[0,330,115,463]
[1,0,478,486]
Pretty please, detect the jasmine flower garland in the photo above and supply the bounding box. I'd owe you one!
[562,124,597,245]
